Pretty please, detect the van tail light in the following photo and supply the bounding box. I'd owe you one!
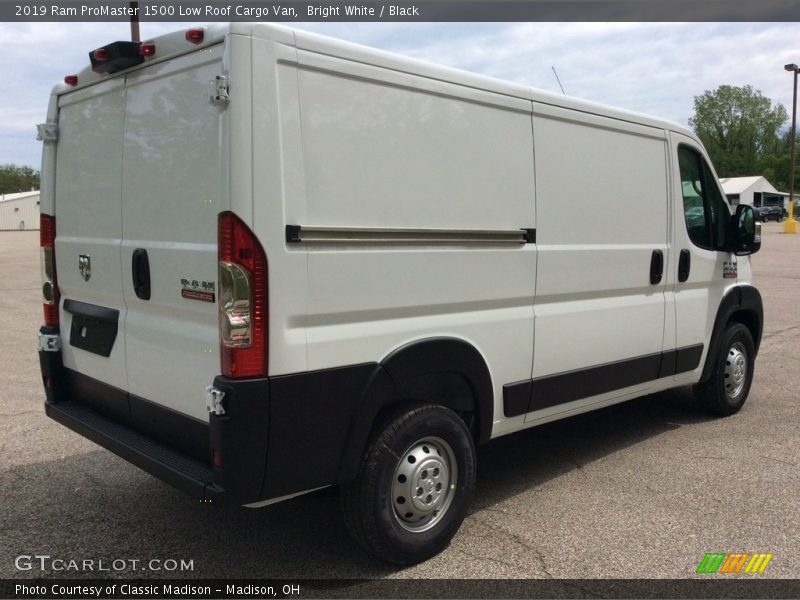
[217,212,268,378]
[40,214,59,326]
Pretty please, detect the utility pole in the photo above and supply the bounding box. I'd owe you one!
[784,63,798,233]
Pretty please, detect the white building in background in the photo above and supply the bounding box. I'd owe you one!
[720,176,789,211]
[0,190,40,230]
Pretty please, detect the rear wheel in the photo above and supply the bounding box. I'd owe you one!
[341,404,476,564]
[694,322,755,416]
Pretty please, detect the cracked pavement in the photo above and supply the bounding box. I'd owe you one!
[1,223,798,580]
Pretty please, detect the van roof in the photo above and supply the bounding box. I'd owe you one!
[57,22,696,140]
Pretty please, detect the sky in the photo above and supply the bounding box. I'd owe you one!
[1,21,800,169]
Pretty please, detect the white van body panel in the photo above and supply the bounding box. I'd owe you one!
[55,78,129,391]
[530,105,669,374]
[293,50,537,420]
[250,37,311,376]
[120,44,228,421]
[248,42,541,434]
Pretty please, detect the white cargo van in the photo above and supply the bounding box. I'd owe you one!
[37,23,763,564]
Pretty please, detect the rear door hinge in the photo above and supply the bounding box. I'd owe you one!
[36,123,58,142]
[209,75,229,108]
[38,331,61,352]
[205,385,226,416]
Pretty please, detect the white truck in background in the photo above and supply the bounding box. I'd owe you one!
[38,23,763,564]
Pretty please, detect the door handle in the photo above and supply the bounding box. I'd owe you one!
[650,249,664,285]
[678,249,691,283]
[132,248,151,300]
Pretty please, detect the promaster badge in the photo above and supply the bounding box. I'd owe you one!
[181,278,215,303]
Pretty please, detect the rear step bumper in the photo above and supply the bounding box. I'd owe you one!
[45,400,224,501]
[38,326,391,506]
[38,325,270,504]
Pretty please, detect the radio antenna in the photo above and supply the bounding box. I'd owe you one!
[551,66,566,95]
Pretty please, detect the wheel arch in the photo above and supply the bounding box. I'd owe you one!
[700,284,763,383]
[337,337,494,483]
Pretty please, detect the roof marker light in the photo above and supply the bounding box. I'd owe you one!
[93,47,108,61]
[64,75,78,86]
[138,43,156,57]
[185,29,204,45]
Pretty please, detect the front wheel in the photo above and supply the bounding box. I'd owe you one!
[694,322,755,416]
[341,404,476,564]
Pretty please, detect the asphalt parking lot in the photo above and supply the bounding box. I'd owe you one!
[1,224,798,582]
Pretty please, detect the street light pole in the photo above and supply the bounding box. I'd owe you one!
[784,63,798,234]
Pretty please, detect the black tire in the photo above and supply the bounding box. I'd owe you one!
[694,323,755,416]
[341,403,476,564]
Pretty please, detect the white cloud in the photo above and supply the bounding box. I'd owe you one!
[2,21,799,168]
[295,21,800,126]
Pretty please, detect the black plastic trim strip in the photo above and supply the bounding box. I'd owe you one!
[285,224,301,244]
[700,285,763,383]
[64,300,120,357]
[380,337,494,444]
[529,352,663,412]
[675,344,705,374]
[503,380,532,417]
[502,344,705,417]
[262,364,376,498]
[63,299,119,323]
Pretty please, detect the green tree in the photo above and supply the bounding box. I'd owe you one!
[0,164,40,194]
[689,85,788,179]
[755,129,794,191]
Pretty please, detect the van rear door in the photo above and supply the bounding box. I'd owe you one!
[120,45,227,422]
[55,78,129,419]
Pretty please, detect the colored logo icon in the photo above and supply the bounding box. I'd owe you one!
[696,552,773,574]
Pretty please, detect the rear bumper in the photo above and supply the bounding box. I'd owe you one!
[38,326,380,505]
[39,326,267,504]
[45,400,224,501]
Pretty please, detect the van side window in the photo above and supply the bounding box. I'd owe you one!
[678,146,730,251]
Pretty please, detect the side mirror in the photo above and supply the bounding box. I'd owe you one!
[729,204,761,256]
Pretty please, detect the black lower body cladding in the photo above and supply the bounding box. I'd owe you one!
[41,328,496,505]
[211,363,384,501]
[40,332,385,504]
[258,363,383,498]
[208,376,270,503]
